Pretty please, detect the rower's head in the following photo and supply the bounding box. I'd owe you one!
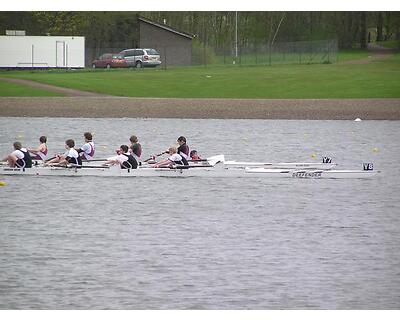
[168,146,177,154]
[65,139,75,149]
[177,136,186,145]
[84,132,92,142]
[39,136,47,143]
[13,141,22,150]
[190,150,199,160]
[130,135,138,143]
[120,145,129,153]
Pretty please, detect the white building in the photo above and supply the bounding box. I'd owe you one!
[0,35,85,68]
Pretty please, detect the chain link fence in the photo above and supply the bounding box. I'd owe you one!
[86,39,338,69]
[195,39,338,67]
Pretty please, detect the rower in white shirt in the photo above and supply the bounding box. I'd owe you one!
[2,141,32,168]
[104,145,138,169]
[152,146,184,168]
[76,132,95,161]
[45,139,82,166]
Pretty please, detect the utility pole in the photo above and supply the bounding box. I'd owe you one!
[234,11,238,64]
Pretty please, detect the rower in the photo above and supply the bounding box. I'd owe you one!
[46,139,82,166]
[177,136,189,165]
[153,146,184,168]
[76,132,95,161]
[27,136,48,161]
[190,150,201,161]
[2,141,32,168]
[105,145,138,169]
[129,135,142,164]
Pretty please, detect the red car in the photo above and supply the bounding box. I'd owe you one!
[91,53,127,69]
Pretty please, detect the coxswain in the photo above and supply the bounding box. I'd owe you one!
[46,139,82,166]
[105,145,138,169]
[190,150,201,160]
[177,136,189,165]
[27,136,48,161]
[129,135,142,163]
[2,141,32,168]
[153,146,184,168]
[76,132,95,161]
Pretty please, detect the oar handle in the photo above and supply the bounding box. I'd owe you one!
[143,151,167,163]
[82,158,109,162]
[44,151,65,163]
[44,156,57,163]
[68,164,108,169]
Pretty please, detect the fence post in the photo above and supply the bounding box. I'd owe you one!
[327,44,330,63]
[223,47,226,65]
[163,46,167,70]
[299,47,302,64]
[268,44,272,66]
[203,43,207,67]
[31,44,34,69]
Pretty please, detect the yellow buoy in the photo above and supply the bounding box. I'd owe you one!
[311,153,317,158]
[0,181,7,187]
[372,147,379,153]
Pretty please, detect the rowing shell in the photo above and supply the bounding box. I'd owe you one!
[0,165,378,179]
[1,155,337,171]
[244,168,378,179]
[224,161,337,170]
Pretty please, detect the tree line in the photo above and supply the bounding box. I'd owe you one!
[1,11,399,51]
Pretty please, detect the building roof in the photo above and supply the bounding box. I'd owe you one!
[138,16,193,40]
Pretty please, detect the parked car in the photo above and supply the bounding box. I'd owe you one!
[119,48,161,68]
[91,53,127,69]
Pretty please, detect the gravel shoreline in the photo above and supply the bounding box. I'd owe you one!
[1,97,400,119]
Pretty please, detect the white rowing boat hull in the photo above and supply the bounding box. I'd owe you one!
[0,166,378,179]
[0,166,233,177]
[224,161,338,170]
[244,168,378,179]
[1,156,336,171]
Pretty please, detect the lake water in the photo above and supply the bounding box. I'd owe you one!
[0,118,399,309]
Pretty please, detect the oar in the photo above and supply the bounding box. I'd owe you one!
[44,152,66,163]
[80,151,168,164]
[44,156,57,163]
[143,151,167,163]
[68,164,109,169]
[82,158,109,162]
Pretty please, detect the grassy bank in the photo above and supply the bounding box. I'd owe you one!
[376,40,400,49]
[0,80,64,97]
[1,52,399,99]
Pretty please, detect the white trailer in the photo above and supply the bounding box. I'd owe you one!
[0,35,85,68]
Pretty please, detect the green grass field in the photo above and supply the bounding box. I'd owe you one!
[337,49,371,62]
[376,40,400,49]
[1,52,399,99]
[0,81,64,97]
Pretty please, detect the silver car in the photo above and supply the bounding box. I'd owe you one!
[119,48,161,68]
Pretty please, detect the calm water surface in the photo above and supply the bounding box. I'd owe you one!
[0,118,399,309]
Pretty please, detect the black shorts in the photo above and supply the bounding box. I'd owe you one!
[16,159,25,168]
[67,157,82,165]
